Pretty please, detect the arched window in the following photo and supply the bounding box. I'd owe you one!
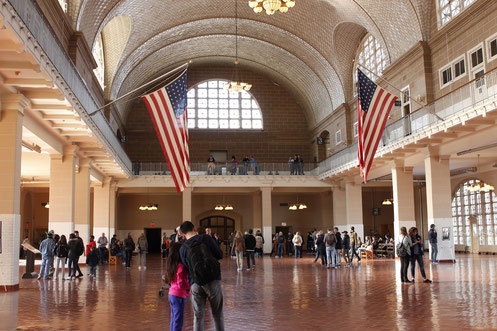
[354,34,387,83]
[186,80,263,130]
[438,0,476,28]
[452,179,497,246]
[92,34,105,89]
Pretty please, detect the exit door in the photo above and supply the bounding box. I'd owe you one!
[145,228,162,254]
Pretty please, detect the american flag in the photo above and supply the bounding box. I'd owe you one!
[357,69,397,182]
[142,70,190,192]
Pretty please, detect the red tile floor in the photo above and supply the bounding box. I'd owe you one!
[1,253,497,330]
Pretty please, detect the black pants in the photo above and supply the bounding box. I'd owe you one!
[74,256,83,276]
[400,255,411,282]
[125,250,133,267]
[314,248,326,265]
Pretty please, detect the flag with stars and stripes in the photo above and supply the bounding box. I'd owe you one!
[142,70,190,192]
[357,69,397,182]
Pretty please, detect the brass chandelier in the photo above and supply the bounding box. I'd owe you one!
[226,0,252,93]
[248,0,296,15]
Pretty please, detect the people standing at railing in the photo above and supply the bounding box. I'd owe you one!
[251,156,260,175]
[242,155,250,175]
[298,155,304,175]
[288,157,295,175]
[207,155,216,175]
[230,155,238,175]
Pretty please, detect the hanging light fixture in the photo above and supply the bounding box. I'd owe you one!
[139,204,159,211]
[289,195,307,211]
[214,196,234,211]
[248,0,295,15]
[382,199,393,205]
[226,0,252,93]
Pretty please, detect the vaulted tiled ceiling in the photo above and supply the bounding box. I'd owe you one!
[71,0,428,127]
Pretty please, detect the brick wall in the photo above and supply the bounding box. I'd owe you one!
[124,65,312,164]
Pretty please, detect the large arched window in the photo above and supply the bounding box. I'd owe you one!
[57,0,68,12]
[92,34,105,89]
[438,0,476,28]
[187,80,263,130]
[452,179,497,246]
[354,34,387,83]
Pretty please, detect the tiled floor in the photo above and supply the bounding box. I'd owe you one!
[1,253,497,330]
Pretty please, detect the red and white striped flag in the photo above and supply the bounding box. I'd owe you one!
[142,70,190,192]
[357,69,397,182]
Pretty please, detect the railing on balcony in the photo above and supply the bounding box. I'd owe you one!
[319,68,497,176]
[133,162,319,176]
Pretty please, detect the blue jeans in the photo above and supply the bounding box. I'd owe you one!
[431,243,438,261]
[277,243,284,257]
[326,246,336,267]
[246,251,255,268]
[411,254,427,279]
[169,294,186,331]
[350,244,361,262]
[89,266,97,277]
[98,247,107,264]
[295,246,302,258]
[39,256,53,279]
[335,248,341,266]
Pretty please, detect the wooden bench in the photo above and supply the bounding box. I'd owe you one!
[360,246,374,259]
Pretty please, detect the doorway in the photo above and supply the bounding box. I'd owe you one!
[199,216,235,245]
[145,228,162,254]
[275,226,292,236]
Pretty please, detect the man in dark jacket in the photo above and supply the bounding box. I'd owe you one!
[276,232,285,258]
[342,231,351,267]
[334,227,342,267]
[313,232,326,266]
[123,233,135,269]
[73,231,85,278]
[180,221,224,331]
[244,229,257,270]
[428,224,439,263]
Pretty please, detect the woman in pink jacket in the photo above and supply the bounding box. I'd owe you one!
[165,242,191,331]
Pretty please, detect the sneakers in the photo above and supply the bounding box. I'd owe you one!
[251,265,255,269]
[424,279,433,283]
[37,275,42,280]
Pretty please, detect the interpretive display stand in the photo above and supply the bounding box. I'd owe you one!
[21,243,40,279]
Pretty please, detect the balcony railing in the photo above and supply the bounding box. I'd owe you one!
[133,162,319,176]
[319,68,497,176]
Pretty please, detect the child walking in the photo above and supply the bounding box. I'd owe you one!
[86,246,99,278]
[165,243,190,331]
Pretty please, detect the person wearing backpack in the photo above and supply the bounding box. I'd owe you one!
[334,228,342,268]
[244,229,256,270]
[324,229,337,268]
[179,221,224,331]
[276,232,285,258]
[397,226,413,283]
[54,234,68,280]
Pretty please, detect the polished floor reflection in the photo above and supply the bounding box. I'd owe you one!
[1,254,497,330]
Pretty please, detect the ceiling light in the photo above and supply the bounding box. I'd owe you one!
[139,204,158,211]
[42,202,50,209]
[249,0,295,15]
[225,205,234,211]
[382,199,393,205]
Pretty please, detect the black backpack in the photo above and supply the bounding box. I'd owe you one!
[56,243,69,258]
[183,235,220,286]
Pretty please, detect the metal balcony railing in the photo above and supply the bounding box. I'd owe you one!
[132,162,319,176]
[319,68,497,176]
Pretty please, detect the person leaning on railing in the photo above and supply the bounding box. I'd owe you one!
[207,155,216,175]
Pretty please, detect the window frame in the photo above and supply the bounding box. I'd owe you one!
[452,54,467,83]
[439,64,453,89]
[485,32,497,63]
[353,34,387,94]
[467,43,485,72]
[335,130,342,145]
[353,122,358,138]
[400,85,411,117]
[187,79,263,131]
[437,0,477,29]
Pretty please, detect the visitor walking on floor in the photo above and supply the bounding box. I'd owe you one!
[86,246,99,278]
[233,231,245,271]
[409,227,432,283]
[97,233,108,264]
[397,226,413,283]
[276,232,285,258]
[334,228,342,268]
[53,234,68,280]
[291,232,302,258]
[342,231,351,267]
[124,232,135,269]
[67,233,83,279]
[314,231,326,266]
[428,224,439,263]
[38,232,56,280]
[138,233,148,270]
[73,231,85,278]
[244,229,256,270]
[349,227,361,263]
[255,231,264,258]
[180,221,225,331]
[86,235,96,256]
[325,229,337,268]
[166,243,191,331]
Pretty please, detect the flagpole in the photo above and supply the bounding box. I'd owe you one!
[88,62,190,116]
[356,62,444,121]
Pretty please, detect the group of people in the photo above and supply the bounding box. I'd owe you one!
[207,154,261,176]
[230,229,265,271]
[288,155,305,175]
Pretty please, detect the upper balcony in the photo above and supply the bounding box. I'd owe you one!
[318,68,497,180]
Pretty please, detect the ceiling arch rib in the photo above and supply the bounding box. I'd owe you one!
[116,35,334,126]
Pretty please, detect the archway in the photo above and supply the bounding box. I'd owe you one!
[199,215,235,246]
[317,130,330,161]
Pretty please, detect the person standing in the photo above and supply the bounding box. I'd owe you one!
[244,230,256,270]
[162,233,170,259]
[179,221,224,331]
[38,232,56,280]
[110,234,117,247]
[255,230,264,258]
[137,233,148,270]
[428,224,438,263]
[313,231,326,266]
[397,226,413,283]
[73,231,85,278]
[230,155,238,175]
[124,233,135,269]
[86,246,99,278]
[349,227,361,263]
[233,231,245,271]
[341,231,351,267]
[67,233,82,279]
[242,156,250,175]
[207,155,216,175]
[86,235,96,256]
[324,229,337,268]
[276,232,285,258]
[97,233,109,264]
[334,228,342,268]
[307,232,314,253]
[288,157,295,175]
[53,235,69,280]
[292,232,303,258]
[409,227,432,283]
[166,243,191,331]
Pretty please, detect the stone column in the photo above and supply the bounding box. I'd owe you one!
[253,191,262,231]
[332,185,346,230]
[182,186,192,222]
[93,177,112,239]
[345,180,364,241]
[425,152,455,261]
[74,158,91,245]
[109,182,117,237]
[0,94,29,291]
[49,145,78,236]
[392,164,416,246]
[261,187,273,253]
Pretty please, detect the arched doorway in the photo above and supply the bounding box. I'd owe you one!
[317,130,330,161]
[199,215,235,244]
